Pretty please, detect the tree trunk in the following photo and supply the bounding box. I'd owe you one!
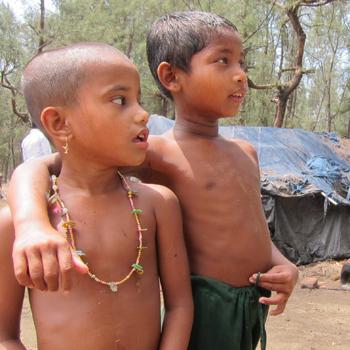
[326,79,332,132]
[126,22,135,57]
[285,90,296,127]
[274,91,288,128]
[273,4,306,127]
[3,154,9,183]
[38,0,45,53]
[10,136,16,171]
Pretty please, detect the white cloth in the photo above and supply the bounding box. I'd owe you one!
[21,129,52,162]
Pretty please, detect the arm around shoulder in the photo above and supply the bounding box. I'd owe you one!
[8,152,61,230]
[8,153,85,292]
[151,185,193,350]
[0,207,26,349]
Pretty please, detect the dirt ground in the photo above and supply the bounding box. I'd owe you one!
[18,260,350,350]
[266,260,350,350]
[1,199,349,349]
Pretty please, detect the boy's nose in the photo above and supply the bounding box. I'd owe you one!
[233,68,247,85]
[135,107,149,125]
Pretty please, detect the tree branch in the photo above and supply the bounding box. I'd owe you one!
[301,0,337,7]
[248,78,277,90]
[0,72,29,123]
[243,0,277,43]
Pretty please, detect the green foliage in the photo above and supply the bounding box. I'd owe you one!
[0,3,28,180]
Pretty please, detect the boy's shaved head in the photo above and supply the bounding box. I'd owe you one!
[22,43,127,128]
[146,11,238,99]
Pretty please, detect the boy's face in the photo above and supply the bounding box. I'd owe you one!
[65,52,149,167]
[176,30,247,120]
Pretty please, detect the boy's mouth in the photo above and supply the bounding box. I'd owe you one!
[229,90,246,103]
[133,128,149,143]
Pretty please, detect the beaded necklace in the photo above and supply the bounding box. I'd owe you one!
[49,171,146,293]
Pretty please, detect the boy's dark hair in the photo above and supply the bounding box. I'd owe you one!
[146,11,238,99]
[21,43,124,129]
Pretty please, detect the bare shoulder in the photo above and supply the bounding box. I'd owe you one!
[148,132,176,153]
[149,134,166,148]
[228,138,258,163]
[131,181,178,207]
[148,183,178,204]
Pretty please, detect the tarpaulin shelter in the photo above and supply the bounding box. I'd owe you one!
[148,115,350,265]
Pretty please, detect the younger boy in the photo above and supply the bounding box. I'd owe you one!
[9,12,298,350]
[0,43,193,349]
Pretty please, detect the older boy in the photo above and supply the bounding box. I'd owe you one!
[0,43,193,350]
[9,12,298,350]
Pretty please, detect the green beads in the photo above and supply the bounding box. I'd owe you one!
[132,209,143,214]
[132,263,144,275]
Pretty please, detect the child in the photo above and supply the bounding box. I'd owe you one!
[9,12,298,350]
[0,43,193,349]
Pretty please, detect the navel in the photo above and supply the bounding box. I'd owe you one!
[205,181,216,190]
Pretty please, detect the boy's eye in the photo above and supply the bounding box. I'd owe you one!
[239,60,247,70]
[217,57,228,64]
[112,96,125,105]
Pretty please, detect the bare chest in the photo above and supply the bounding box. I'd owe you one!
[49,192,157,288]
[160,142,261,204]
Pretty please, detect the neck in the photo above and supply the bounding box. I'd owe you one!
[59,161,121,195]
[173,116,219,138]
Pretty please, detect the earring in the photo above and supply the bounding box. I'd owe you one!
[62,136,69,154]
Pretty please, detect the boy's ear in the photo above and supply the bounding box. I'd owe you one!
[157,62,181,93]
[40,106,72,143]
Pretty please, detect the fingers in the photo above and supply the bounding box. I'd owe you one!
[269,302,286,316]
[17,244,61,291]
[72,253,89,275]
[13,238,80,292]
[12,230,89,293]
[250,271,289,284]
[57,244,74,293]
[27,249,47,291]
[250,269,297,295]
[259,293,288,316]
[13,249,34,288]
[56,243,88,293]
[255,280,290,294]
[42,249,59,292]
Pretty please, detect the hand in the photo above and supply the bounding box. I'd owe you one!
[12,224,88,292]
[249,264,298,316]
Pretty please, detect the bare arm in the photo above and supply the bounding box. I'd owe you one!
[8,153,60,234]
[244,142,299,314]
[8,154,87,293]
[0,207,26,349]
[152,186,193,350]
[250,242,298,315]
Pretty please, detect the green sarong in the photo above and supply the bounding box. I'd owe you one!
[188,275,270,350]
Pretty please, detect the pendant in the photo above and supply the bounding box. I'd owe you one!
[109,282,118,293]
